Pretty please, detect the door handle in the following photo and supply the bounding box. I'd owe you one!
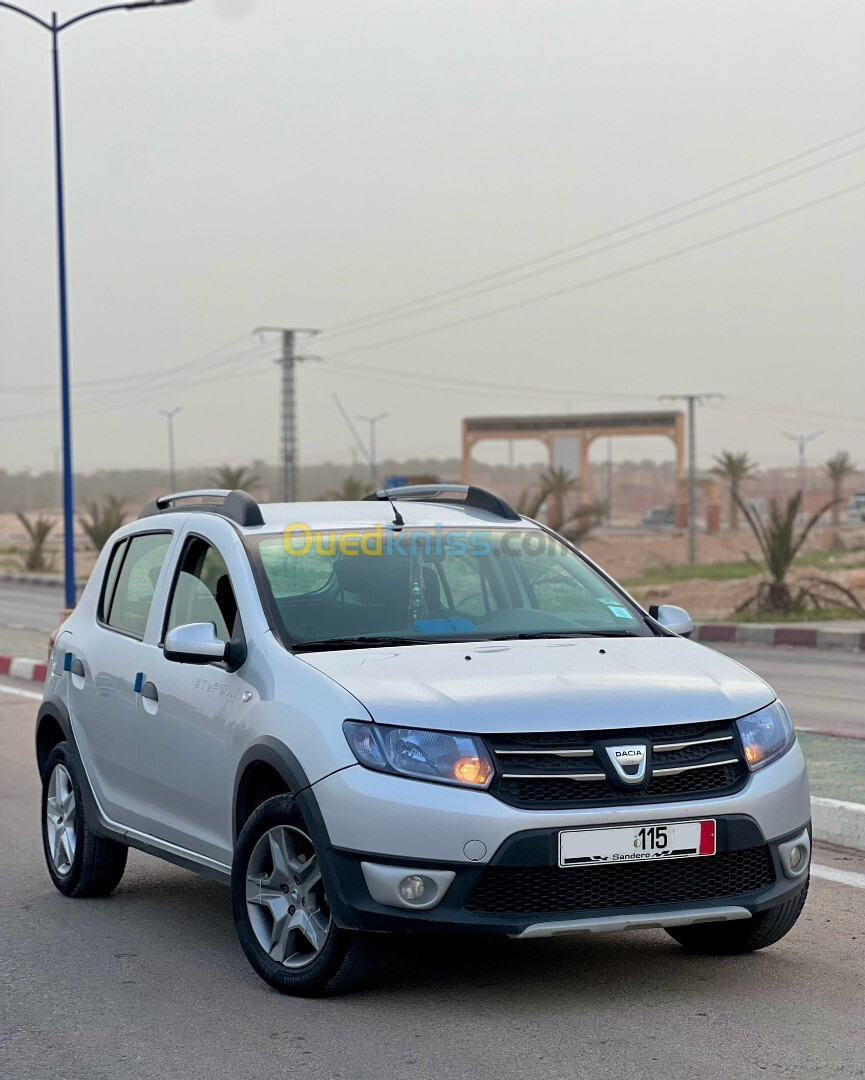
[140,681,159,703]
[69,658,85,678]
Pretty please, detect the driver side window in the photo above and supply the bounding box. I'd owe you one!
[165,538,239,645]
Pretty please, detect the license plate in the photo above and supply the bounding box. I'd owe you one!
[559,819,716,867]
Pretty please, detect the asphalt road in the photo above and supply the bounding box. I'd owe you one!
[712,643,865,738]
[0,581,67,634]
[1,682,864,1080]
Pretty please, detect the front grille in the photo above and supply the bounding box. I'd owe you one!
[465,846,774,915]
[488,720,748,809]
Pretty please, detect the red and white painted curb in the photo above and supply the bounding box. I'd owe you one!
[0,655,48,683]
[695,623,864,652]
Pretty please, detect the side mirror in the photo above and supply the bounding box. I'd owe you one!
[163,622,227,665]
[649,604,694,638]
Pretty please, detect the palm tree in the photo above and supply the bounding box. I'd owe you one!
[737,492,841,614]
[560,501,607,545]
[79,495,127,552]
[538,467,578,532]
[207,464,261,491]
[515,485,547,519]
[16,513,56,572]
[712,450,757,531]
[823,451,856,527]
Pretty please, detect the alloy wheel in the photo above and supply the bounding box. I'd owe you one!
[45,763,77,876]
[245,825,332,969]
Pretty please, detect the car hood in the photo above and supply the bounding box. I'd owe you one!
[298,637,775,733]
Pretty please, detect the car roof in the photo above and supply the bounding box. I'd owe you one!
[135,499,531,534]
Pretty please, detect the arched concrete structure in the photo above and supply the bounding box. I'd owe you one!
[461,410,702,522]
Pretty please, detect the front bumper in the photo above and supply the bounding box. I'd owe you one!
[310,745,811,936]
[321,816,810,936]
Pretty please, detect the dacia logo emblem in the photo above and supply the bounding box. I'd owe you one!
[605,744,648,785]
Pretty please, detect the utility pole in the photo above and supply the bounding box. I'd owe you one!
[357,413,389,488]
[606,437,613,525]
[159,407,182,491]
[781,429,823,522]
[254,327,319,502]
[659,393,724,565]
[0,0,195,612]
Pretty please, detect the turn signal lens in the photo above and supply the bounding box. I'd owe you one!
[744,744,762,767]
[453,756,489,785]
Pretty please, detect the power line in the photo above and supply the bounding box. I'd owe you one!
[317,139,865,343]
[317,124,865,341]
[2,332,255,394]
[0,340,277,422]
[317,178,865,363]
[305,361,865,438]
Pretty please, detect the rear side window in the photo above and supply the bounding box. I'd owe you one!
[101,533,172,639]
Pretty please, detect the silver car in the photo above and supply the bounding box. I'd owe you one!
[37,485,811,996]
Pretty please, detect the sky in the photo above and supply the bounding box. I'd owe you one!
[1,0,864,480]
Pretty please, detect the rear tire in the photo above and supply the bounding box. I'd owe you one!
[231,793,377,996]
[666,881,809,954]
[41,742,128,897]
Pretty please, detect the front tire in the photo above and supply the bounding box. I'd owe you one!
[41,742,128,897]
[231,794,376,996]
[666,881,809,954]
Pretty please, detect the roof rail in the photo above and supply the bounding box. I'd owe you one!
[363,483,521,521]
[137,489,265,527]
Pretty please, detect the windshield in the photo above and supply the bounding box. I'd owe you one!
[251,526,652,649]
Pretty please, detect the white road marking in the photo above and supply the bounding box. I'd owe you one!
[0,683,42,701]
[812,864,865,890]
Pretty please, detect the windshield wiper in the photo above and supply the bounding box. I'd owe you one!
[293,635,453,652]
[484,630,642,641]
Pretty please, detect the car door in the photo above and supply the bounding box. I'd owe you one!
[67,529,175,830]
[135,526,254,864]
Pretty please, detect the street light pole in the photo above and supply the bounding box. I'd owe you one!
[357,413,389,488]
[159,407,182,491]
[50,11,75,610]
[0,0,194,611]
[659,393,724,565]
[781,429,823,522]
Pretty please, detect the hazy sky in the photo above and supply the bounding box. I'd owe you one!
[1,0,864,480]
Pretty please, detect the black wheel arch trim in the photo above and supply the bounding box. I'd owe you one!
[231,736,346,852]
[35,698,120,844]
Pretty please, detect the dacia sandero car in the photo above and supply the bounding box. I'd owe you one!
[36,485,811,995]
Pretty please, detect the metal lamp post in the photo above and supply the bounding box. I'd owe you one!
[0,0,194,610]
[159,407,182,491]
[357,413,389,488]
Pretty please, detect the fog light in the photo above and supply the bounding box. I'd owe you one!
[398,875,427,903]
[778,829,810,879]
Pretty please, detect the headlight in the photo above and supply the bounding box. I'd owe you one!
[736,700,795,771]
[343,721,493,788]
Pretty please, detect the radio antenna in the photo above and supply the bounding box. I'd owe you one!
[331,393,404,528]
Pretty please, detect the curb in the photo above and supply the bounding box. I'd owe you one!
[0,655,48,683]
[811,796,865,853]
[696,623,864,652]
